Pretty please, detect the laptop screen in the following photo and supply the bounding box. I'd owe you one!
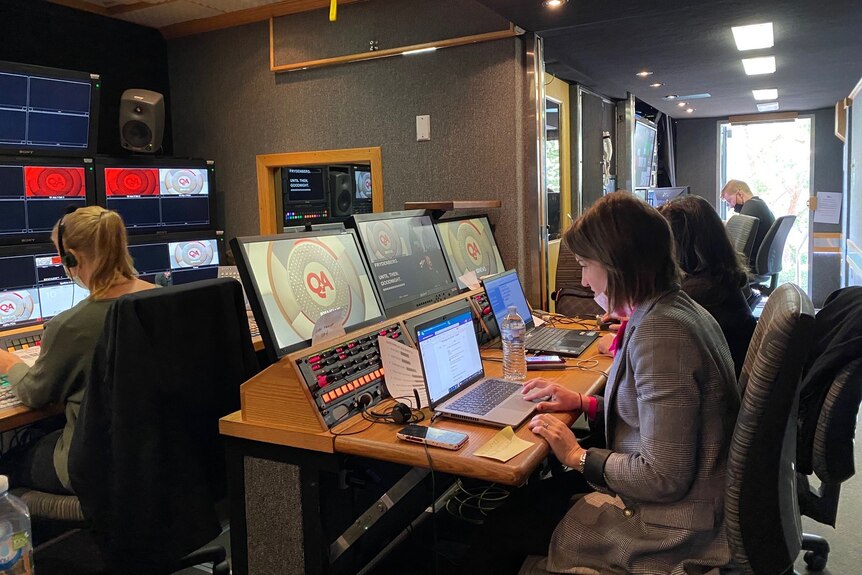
[416,310,484,406]
[482,270,533,328]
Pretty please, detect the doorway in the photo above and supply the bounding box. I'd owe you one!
[718,117,813,292]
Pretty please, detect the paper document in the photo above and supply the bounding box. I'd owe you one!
[311,308,346,346]
[458,270,481,290]
[813,192,842,224]
[474,425,534,462]
[532,314,546,327]
[377,336,430,408]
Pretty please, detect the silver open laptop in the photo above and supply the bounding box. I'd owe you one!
[415,305,536,427]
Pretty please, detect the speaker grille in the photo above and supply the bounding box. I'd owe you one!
[337,190,351,212]
[122,120,152,148]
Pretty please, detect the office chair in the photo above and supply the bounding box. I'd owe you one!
[795,357,862,570]
[725,282,815,575]
[725,214,759,269]
[550,240,603,317]
[747,215,796,308]
[20,279,258,575]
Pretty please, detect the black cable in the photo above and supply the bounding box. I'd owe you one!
[422,440,439,575]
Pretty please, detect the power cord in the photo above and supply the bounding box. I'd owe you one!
[422,441,440,575]
[444,479,510,525]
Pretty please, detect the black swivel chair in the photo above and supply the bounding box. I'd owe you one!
[725,282,815,575]
[747,215,796,308]
[795,358,862,571]
[26,279,259,574]
[550,239,603,317]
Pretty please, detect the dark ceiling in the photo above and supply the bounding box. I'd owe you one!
[477,0,862,119]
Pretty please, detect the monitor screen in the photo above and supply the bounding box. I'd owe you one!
[349,211,458,316]
[0,157,94,246]
[95,158,214,233]
[354,168,372,201]
[482,270,533,329]
[634,119,657,189]
[231,229,385,358]
[0,249,89,330]
[128,236,220,285]
[434,215,504,289]
[646,186,691,208]
[282,167,326,204]
[0,60,100,156]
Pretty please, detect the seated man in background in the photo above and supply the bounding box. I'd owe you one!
[720,179,775,270]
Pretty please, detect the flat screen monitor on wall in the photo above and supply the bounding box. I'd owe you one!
[127,233,221,286]
[0,156,96,246]
[433,215,505,290]
[346,210,458,317]
[646,186,691,208]
[633,118,657,189]
[95,157,215,234]
[230,229,385,360]
[0,60,100,157]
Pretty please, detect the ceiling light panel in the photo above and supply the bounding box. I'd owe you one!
[757,102,780,112]
[731,22,774,51]
[752,88,778,100]
[742,56,776,75]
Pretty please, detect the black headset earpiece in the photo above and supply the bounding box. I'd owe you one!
[390,402,413,425]
[58,206,79,269]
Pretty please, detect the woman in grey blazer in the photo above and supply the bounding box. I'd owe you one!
[523,193,741,574]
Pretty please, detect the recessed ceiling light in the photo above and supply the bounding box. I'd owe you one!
[752,88,778,100]
[742,56,776,75]
[636,71,653,77]
[542,0,567,7]
[665,94,678,100]
[650,83,663,88]
[686,108,694,114]
[731,22,774,51]
[757,102,780,112]
[677,102,687,107]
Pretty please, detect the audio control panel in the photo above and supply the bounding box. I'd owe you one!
[295,323,409,428]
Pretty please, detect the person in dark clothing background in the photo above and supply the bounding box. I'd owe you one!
[659,195,756,377]
[720,179,776,270]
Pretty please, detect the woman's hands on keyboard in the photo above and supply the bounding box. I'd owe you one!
[521,379,584,414]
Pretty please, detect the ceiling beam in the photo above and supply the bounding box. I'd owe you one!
[161,0,368,39]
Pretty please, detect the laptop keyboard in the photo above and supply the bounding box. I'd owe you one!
[447,378,522,416]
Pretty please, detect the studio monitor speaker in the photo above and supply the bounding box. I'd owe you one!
[330,169,353,217]
[120,89,164,153]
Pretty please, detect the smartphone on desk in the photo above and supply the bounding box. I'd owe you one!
[396,425,468,450]
[526,355,567,370]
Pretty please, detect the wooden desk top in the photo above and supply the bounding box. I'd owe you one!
[334,346,609,485]
[0,404,64,433]
[221,331,612,485]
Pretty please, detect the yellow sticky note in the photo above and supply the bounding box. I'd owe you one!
[329,0,337,21]
[474,426,534,462]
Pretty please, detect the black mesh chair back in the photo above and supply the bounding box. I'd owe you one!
[726,214,759,269]
[751,215,796,290]
[726,282,814,575]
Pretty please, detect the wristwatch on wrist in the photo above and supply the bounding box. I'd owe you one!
[578,450,588,474]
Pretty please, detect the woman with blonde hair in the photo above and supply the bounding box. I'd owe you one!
[0,206,154,494]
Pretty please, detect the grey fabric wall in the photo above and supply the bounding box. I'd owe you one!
[166,0,537,287]
[675,117,719,202]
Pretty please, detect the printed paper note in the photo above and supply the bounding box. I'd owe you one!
[378,336,430,408]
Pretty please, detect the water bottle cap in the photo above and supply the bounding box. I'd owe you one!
[0,476,7,494]
[508,306,518,313]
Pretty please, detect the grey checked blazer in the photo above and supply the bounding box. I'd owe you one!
[544,289,741,574]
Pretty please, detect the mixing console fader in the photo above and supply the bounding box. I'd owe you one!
[295,324,409,428]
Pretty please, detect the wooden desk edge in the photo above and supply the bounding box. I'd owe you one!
[0,404,63,433]
[220,411,335,453]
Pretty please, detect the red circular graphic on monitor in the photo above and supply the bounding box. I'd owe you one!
[24,167,85,197]
[173,241,214,267]
[268,238,364,338]
[367,221,402,260]
[447,220,498,277]
[106,168,159,196]
[0,291,35,323]
[163,169,204,195]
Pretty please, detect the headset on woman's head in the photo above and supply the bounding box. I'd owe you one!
[57,206,80,269]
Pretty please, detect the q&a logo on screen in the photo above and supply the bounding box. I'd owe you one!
[304,265,337,301]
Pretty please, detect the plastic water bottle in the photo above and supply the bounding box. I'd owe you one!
[501,306,527,382]
[0,476,33,574]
